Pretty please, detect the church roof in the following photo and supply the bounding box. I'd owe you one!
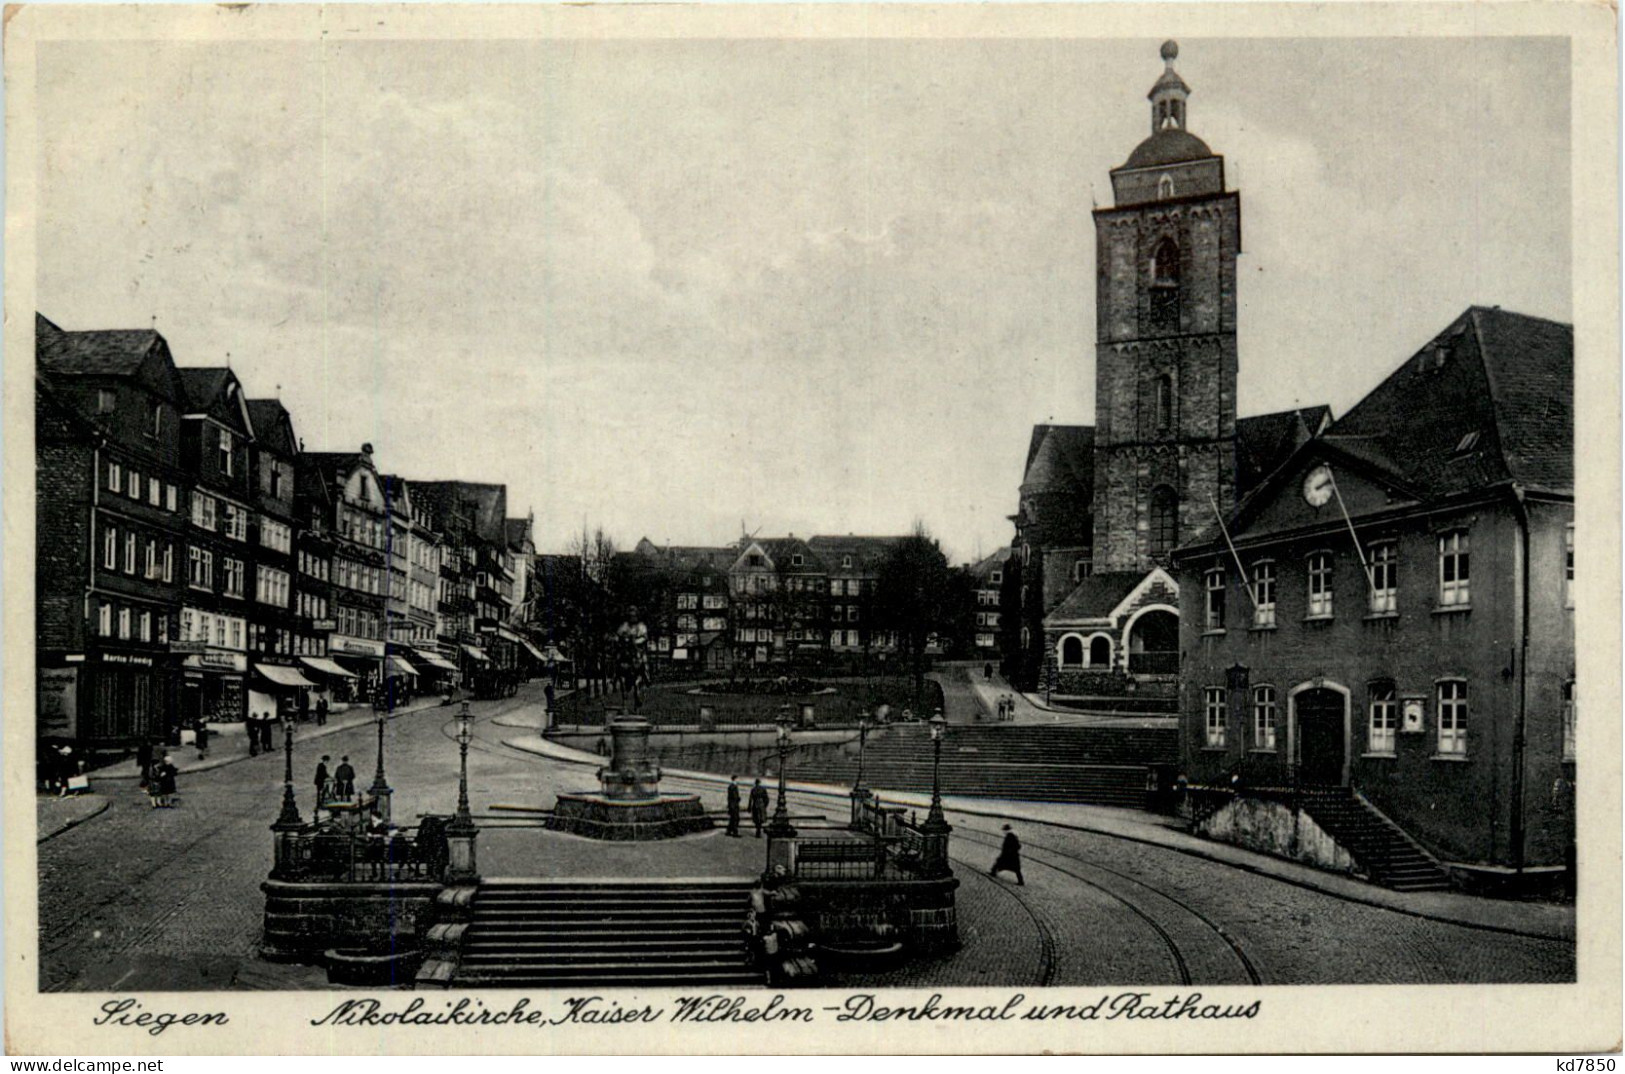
[1021,425,1095,494]
[1123,128,1214,170]
[1045,571,1145,623]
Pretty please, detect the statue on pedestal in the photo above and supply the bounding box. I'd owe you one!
[613,606,650,709]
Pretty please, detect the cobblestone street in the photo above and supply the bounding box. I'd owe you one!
[36,682,1574,992]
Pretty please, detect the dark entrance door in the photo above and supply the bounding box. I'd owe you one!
[1296,688,1346,786]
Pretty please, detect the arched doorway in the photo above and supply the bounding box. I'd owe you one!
[1293,686,1349,785]
[1126,607,1179,675]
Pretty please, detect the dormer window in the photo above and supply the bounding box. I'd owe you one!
[218,429,233,475]
[791,553,803,567]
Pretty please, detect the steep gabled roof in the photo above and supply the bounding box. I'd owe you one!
[37,323,161,377]
[245,399,297,457]
[1325,306,1572,499]
[1044,571,1145,623]
[759,536,825,574]
[409,481,508,543]
[806,534,907,571]
[1235,405,1332,494]
[177,366,255,437]
[1021,425,1094,494]
[967,547,1012,582]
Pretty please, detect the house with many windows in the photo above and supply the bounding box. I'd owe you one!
[966,548,1010,657]
[175,367,258,728]
[35,314,192,747]
[1173,306,1574,889]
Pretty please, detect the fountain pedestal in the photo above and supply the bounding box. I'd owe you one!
[547,718,714,840]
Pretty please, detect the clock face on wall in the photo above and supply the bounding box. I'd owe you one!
[1302,464,1335,508]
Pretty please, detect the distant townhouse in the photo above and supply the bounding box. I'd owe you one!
[304,447,391,697]
[411,481,516,676]
[806,535,903,658]
[175,367,259,728]
[243,398,308,719]
[1174,307,1574,886]
[35,314,192,748]
[965,547,1011,657]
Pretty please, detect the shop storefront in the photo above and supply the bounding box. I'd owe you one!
[38,649,172,747]
[298,655,359,709]
[412,647,460,693]
[179,648,247,730]
[251,662,318,724]
[330,635,386,701]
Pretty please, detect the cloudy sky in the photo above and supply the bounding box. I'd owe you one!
[36,35,1569,563]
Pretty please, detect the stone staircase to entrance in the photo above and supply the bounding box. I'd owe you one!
[787,724,1177,807]
[442,878,764,989]
[1297,789,1453,892]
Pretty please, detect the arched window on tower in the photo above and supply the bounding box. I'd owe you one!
[1155,374,1173,432]
[1158,173,1175,199]
[1149,485,1179,559]
[1149,239,1180,332]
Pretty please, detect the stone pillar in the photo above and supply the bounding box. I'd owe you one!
[598,717,661,800]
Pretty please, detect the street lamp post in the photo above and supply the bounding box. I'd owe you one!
[921,708,953,876]
[445,701,480,883]
[849,709,872,831]
[369,707,392,823]
[270,712,303,878]
[768,704,796,838]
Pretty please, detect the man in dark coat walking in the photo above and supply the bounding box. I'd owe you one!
[333,756,356,800]
[725,777,742,837]
[315,697,329,726]
[314,756,331,809]
[748,778,770,838]
[990,824,1025,885]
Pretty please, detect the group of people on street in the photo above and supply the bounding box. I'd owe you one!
[138,743,179,808]
[990,694,1018,721]
[724,776,771,837]
[40,743,84,796]
[313,755,357,813]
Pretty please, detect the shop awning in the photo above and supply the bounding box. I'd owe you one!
[384,656,419,678]
[497,626,523,643]
[515,636,548,662]
[300,656,358,679]
[413,649,459,672]
[257,664,315,688]
[462,644,491,663]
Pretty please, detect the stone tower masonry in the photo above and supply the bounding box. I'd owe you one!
[1091,41,1241,573]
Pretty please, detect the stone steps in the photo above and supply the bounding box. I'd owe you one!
[441,879,763,989]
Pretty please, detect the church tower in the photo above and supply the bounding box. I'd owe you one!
[1091,41,1240,573]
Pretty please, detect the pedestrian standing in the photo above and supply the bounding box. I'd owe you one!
[314,756,331,810]
[260,714,276,755]
[334,756,356,800]
[989,823,1025,885]
[725,777,742,837]
[748,778,769,838]
[984,662,993,681]
[155,753,178,808]
[316,697,329,727]
[193,719,210,761]
[136,738,154,788]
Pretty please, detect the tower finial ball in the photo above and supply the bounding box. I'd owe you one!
[1161,40,1178,62]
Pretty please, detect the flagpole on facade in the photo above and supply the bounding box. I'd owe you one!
[1208,494,1259,610]
[1327,469,1376,596]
